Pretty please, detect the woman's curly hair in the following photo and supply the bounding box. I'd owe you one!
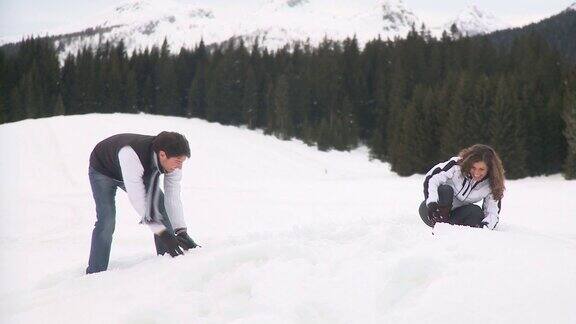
[458,144,505,200]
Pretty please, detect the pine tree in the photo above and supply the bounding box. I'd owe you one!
[106,46,124,113]
[489,77,528,179]
[540,92,566,174]
[175,47,195,115]
[0,51,6,124]
[206,41,248,125]
[145,46,161,114]
[390,86,428,175]
[8,87,22,122]
[385,50,410,166]
[60,54,77,116]
[186,41,209,118]
[334,96,359,151]
[563,75,576,179]
[450,23,461,39]
[75,47,96,114]
[420,87,442,168]
[286,44,311,138]
[367,41,392,161]
[316,118,332,151]
[125,70,138,113]
[40,39,60,117]
[187,64,207,119]
[142,75,156,114]
[301,120,318,146]
[440,73,473,159]
[341,37,369,140]
[242,66,260,129]
[263,78,275,135]
[466,75,493,145]
[156,39,179,116]
[272,74,292,140]
[21,63,44,119]
[54,94,65,116]
[0,97,5,124]
[93,42,110,113]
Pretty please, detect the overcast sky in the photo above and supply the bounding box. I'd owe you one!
[0,0,573,38]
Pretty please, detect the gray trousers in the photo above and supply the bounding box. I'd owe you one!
[418,184,485,228]
[86,167,173,274]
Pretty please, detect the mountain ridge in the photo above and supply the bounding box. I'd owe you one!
[1,0,513,58]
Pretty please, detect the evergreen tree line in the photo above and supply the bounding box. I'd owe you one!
[1,30,575,179]
[489,9,576,64]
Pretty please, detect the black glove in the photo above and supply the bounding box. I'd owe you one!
[157,230,184,257]
[427,202,450,223]
[175,228,200,250]
[427,202,441,223]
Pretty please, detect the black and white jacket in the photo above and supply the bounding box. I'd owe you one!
[423,157,501,229]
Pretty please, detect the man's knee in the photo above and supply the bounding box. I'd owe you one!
[94,216,116,235]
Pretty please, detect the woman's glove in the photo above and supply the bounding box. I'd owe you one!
[427,202,450,223]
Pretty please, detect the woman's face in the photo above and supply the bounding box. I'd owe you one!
[470,161,488,181]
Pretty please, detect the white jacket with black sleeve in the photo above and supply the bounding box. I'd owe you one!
[423,157,501,229]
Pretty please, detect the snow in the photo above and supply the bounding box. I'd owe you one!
[0,113,575,323]
[0,0,557,61]
[1,0,422,60]
[442,5,510,36]
[2,0,571,55]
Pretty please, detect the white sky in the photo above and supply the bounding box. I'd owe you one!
[0,0,573,38]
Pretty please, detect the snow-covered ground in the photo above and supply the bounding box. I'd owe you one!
[0,114,574,323]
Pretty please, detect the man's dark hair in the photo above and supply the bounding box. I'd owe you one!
[151,131,191,158]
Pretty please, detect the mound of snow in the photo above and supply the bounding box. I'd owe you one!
[0,114,575,323]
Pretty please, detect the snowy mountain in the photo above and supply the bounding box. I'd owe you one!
[3,0,423,58]
[1,114,575,323]
[51,0,220,57]
[442,5,510,36]
[0,0,548,59]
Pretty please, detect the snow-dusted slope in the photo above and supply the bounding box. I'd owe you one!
[443,5,510,36]
[53,0,222,57]
[4,0,423,58]
[0,114,575,323]
[6,0,572,57]
[1,0,524,57]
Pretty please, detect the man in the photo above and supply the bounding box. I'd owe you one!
[87,131,199,274]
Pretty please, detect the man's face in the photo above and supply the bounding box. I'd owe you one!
[158,151,187,173]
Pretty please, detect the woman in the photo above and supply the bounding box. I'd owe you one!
[418,144,505,229]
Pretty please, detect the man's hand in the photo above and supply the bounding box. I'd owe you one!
[157,230,184,257]
[175,228,200,250]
